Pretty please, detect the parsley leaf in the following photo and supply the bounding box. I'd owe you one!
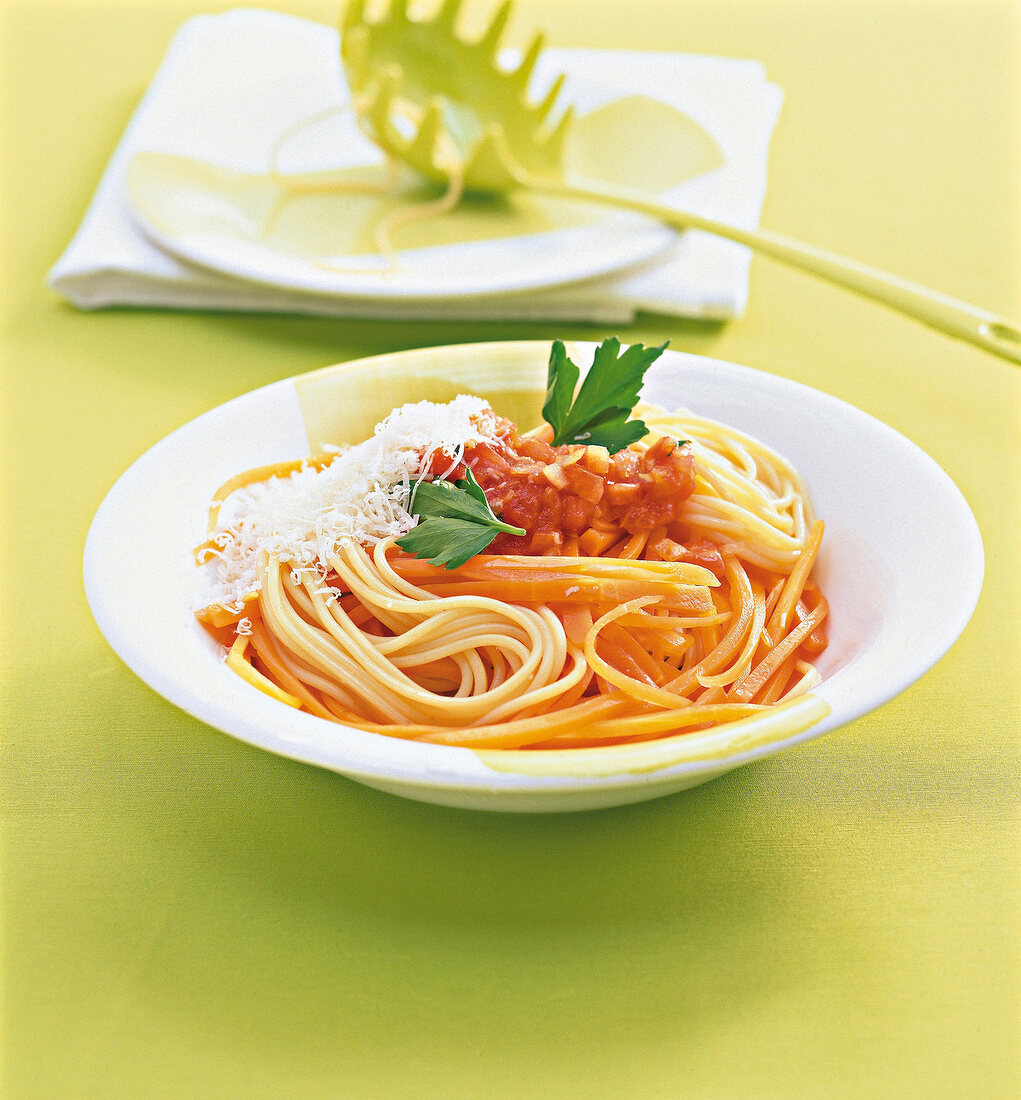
[396,470,525,569]
[542,337,668,452]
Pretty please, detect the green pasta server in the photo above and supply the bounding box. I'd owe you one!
[341,0,1021,364]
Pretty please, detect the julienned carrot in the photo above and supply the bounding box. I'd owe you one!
[796,586,829,657]
[386,551,719,587]
[760,576,787,645]
[349,699,770,749]
[754,651,800,706]
[687,618,721,669]
[226,631,302,710]
[583,599,707,709]
[729,597,829,703]
[407,577,714,614]
[601,622,671,686]
[659,555,756,697]
[342,600,381,630]
[532,702,770,747]
[594,629,660,688]
[348,695,629,750]
[612,609,730,631]
[696,579,766,689]
[767,519,824,635]
[195,593,255,628]
[606,532,649,559]
[246,612,337,721]
[614,616,693,664]
[544,663,597,712]
[553,603,594,647]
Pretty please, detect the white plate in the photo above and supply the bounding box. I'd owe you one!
[122,84,725,301]
[84,344,983,812]
[126,150,677,300]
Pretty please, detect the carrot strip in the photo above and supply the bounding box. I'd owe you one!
[226,633,303,709]
[409,578,714,615]
[195,593,256,628]
[661,556,755,696]
[530,702,769,746]
[246,614,337,720]
[601,532,648,559]
[760,576,787,645]
[729,596,829,703]
[584,599,702,709]
[594,630,659,688]
[544,663,597,712]
[696,579,766,689]
[602,623,669,686]
[349,695,629,750]
[754,651,800,705]
[767,519,824,636]
[795,584,829,656]
[387,552,718,586]
[555,603,594,647]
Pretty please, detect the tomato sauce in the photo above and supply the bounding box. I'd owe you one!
[428,416,704,559]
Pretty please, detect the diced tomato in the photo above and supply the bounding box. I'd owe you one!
[456,417,698,555]
[516,435,556,464]
[677,539,726,577]
[563,463,605,504]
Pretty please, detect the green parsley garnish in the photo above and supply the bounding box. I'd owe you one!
[396,469,525,569]
[542,337,668,452]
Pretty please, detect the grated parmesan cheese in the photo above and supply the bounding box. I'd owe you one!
[200,395,501,612]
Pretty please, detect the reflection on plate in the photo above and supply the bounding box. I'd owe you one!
[83,345,983,812]
[124,94,725,300]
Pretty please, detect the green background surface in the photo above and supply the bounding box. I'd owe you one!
[2,0,1019,1096]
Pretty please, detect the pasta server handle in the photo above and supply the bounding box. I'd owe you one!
[533,175,1021,366]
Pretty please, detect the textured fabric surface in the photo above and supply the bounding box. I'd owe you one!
[2,1,1018,1097]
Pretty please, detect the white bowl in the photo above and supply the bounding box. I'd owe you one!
[83,342,983,812]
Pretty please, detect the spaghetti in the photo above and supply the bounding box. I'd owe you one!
[196,395,828,750]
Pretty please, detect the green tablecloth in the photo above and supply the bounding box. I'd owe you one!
[2,1,1018,1095]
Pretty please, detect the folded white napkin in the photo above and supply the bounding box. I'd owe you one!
[48,7,783,322]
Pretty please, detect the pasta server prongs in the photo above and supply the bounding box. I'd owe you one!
[338,0,1021,364]
[341,0,573,191]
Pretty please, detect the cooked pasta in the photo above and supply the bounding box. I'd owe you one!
[196,393,828,750]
